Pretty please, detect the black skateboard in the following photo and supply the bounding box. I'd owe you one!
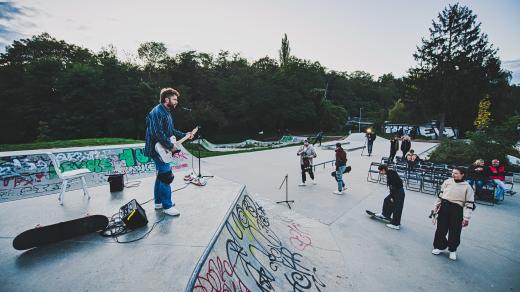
[13,215,109,250]
[365,210,390,223]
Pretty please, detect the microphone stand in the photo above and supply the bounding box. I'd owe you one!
[196,129,214,179]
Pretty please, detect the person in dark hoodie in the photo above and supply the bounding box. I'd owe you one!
[400,135,412,159]
[375,164,406,230]
[333,143,348,195]
[388,135,399,163]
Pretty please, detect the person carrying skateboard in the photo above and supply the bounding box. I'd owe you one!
[297,139,317,186]
[144,88,194,216]
[375,164,405,230]
[333,143,348,195]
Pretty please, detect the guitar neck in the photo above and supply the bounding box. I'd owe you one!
[176,127,198,145]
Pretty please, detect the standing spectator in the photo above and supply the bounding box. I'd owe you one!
[333,143,348,195]
[431,167,475,261]
[411,126,418,139]
[467,159,488,194]
[388,135,399,163]
[488,159,507,201]
[313,130,324,146]
[400,135,412,159]
[365,129,377,156]
[297,139,317,186]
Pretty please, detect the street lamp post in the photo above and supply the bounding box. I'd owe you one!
[359,108,362,133]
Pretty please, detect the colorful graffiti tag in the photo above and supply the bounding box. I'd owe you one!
[0,144,192,202]
[188,189,327,291]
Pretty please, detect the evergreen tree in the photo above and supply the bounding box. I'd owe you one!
[278,33,290,68]
[410,3,508,136]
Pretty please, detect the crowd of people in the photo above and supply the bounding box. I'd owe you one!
[467,158,515,201]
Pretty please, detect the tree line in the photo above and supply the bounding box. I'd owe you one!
[0,4,518,145]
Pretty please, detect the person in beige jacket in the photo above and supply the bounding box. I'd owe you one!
[431,167,475,261]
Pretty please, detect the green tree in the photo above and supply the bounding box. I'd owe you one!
[410,3,508,136]
[278,33,290,68]
[388,99,409,123]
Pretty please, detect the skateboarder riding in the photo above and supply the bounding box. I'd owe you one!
[375,164,406,230]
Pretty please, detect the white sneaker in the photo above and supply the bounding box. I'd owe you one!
[154,203,163,210]
[163,207,180,216]
[431,248,445,255]
[333,190,343,195]
[386,224,400,230]
[375,213,389,221]
[449,252,457,260]
[311,180,317,185]
[299,182,306,186]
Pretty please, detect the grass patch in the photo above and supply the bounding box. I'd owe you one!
[0,138,144,152]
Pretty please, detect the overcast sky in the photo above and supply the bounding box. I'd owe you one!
[1,0,519,83]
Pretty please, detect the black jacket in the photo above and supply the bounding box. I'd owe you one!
[386,169,403,195]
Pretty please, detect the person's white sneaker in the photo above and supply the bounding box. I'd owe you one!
[155,203,163,210]
[449,252,457,260]
[311,179,317,185]
[163,207,180,216]
[298,182,306,186]
[333,190,343,195]
[431,248,445,255]
[386,224,400,230]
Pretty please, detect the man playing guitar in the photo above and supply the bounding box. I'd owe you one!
[144,88,194,216]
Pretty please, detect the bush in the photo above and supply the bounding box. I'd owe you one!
[429,130,520,172]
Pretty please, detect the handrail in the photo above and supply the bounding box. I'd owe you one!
[312,159,335,172]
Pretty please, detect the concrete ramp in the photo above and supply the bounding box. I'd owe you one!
[187,188,347,291]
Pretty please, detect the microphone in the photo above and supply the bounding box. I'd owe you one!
[181,107,192,111]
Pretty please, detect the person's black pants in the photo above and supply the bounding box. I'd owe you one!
[301,164,314,182]
[389,150,397,162]
[382,188,405,226]
[433,199,463,252]
[367,141,374,154]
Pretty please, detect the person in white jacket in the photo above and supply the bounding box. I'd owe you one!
[297,139,317,186]
[431,167,475,261]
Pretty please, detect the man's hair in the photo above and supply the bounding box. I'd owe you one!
[336,142,342,148]
[159,88,180,103]
[378,164,388,171]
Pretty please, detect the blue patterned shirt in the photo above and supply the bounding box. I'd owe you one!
[144,104,186,158]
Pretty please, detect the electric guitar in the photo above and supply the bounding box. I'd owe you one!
[155,126,198,163]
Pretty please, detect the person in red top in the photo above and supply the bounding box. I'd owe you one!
[489,159,507,201]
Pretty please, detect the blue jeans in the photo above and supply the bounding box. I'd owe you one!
[336,165,346,191]
[494,179,506,201]
[467,179,484,193]
[153,157,174,209]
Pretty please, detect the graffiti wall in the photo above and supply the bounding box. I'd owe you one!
[0,144,192,203]
[187,189,330,291]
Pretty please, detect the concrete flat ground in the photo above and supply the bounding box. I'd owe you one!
[1,133,519,291]
[0,174,244,291]
[201,133,520,291]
